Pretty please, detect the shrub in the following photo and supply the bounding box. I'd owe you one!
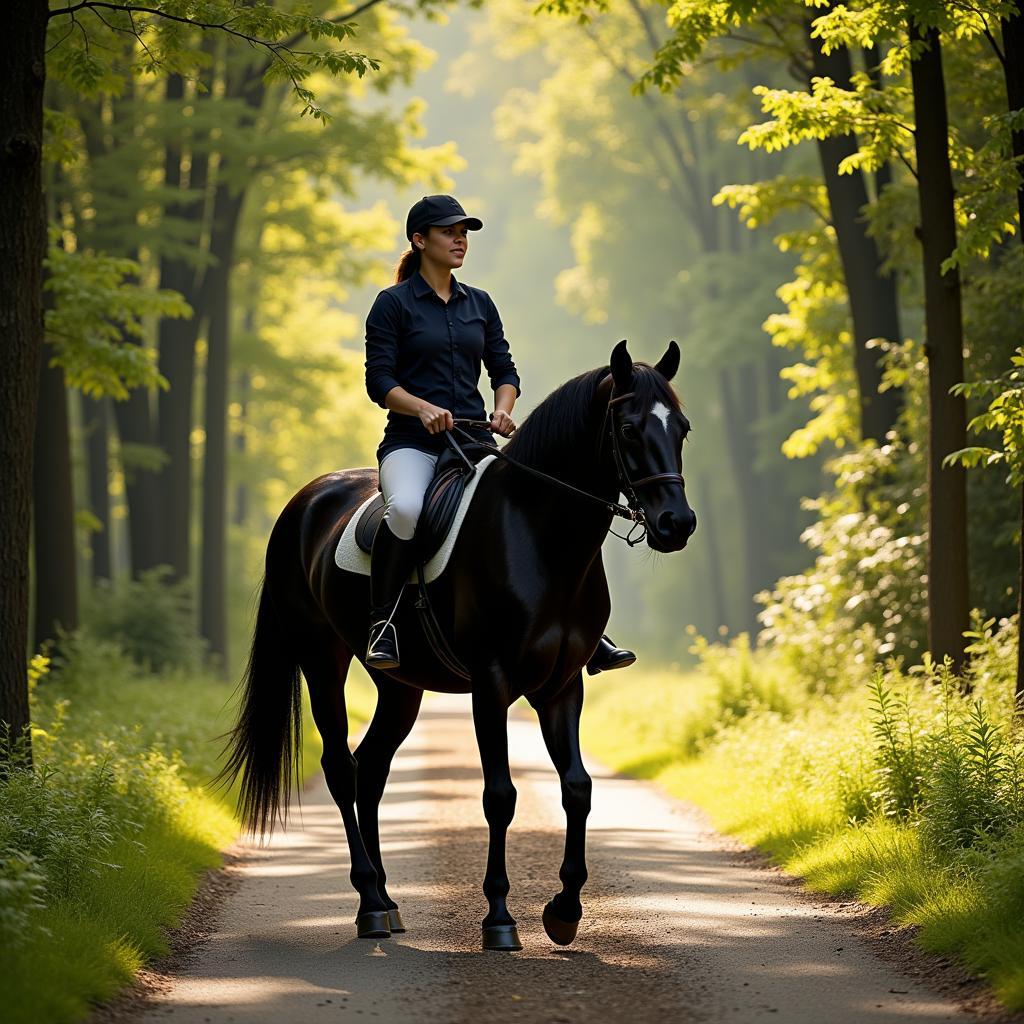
[81,568,204,672]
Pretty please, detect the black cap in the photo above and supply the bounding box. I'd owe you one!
[405,195,483,241]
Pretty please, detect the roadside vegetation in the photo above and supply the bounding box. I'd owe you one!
[582,618,1024,1010]
[0,576,371,1024]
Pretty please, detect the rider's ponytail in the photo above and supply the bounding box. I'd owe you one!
[394,245,421,283]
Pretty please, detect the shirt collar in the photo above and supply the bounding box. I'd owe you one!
[411,269,467,301]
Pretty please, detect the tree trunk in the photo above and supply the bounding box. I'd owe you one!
[199,184,245,667]
[1001,8,1024,231]
[807,24,903,444]
[718,363,772,636]
[157,70,212,582]
[233,367,250,527]
[112,383,164,576]
[33,355,79,648]
[1018,484,1024,714]
[84,397,112,581]
[909,21,969,674]
[999,7,1024,709]
[0,0,46,760]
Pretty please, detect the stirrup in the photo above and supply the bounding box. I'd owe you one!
[366,619,400,669]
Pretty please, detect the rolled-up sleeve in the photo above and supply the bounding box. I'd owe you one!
[365,291,403,408]
[482,293,521,397]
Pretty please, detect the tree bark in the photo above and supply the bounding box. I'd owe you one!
[199,183,245,667]
[84,397,112,581]
[1001,8,1024,231]
[1018,484,1024,714]
[0,0,46,760]
[806,25,903,444]
[233,366,250,528]
[33,355,79,648]
[112,379,164,576]
[998,7,1024,709]
[909,21,969,673]
[157,69,213,583]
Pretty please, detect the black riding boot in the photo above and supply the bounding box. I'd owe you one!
[586,634,637,675]
[366,522,417,670]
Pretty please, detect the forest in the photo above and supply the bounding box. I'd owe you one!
[1,0,1023,1019]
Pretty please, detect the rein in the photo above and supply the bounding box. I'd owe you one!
[451,387,684,549]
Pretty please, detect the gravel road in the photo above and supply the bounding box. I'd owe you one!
[138,693,971,1024]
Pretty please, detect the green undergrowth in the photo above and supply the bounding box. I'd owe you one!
[1,629,373,1024]
[580,623,1024,1009]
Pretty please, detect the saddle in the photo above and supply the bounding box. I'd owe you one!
[354,434,494,680]
[354,439,492,559]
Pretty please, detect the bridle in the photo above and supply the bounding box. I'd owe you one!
[600,388,686,545]
[451,381,686,549]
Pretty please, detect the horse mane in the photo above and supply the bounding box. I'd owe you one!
[504,361,680,472]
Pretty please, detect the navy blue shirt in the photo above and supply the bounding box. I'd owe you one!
[364,270,522,461]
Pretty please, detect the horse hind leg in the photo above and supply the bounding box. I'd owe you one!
[354,671,423,933]
[537,672,592,947]
[301,634,391,938]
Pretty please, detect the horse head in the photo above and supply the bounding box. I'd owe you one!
[608,340,697,553]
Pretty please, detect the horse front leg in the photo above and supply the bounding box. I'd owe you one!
[471,671,521,951]
[537,672,592,946]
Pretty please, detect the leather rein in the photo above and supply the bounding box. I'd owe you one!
[450,386,685,548]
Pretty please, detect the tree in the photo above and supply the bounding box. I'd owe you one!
[1,0,388,761]
[949,349,1024,707]
[0,0,48,761]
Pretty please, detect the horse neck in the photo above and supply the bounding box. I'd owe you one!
[511,387,620,539]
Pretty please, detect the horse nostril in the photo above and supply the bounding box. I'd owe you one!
[688,509,697,536]
[657,509,680,536]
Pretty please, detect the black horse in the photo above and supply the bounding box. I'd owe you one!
[220,339,696,951]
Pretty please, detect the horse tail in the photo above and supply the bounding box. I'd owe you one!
[216,576,302,838]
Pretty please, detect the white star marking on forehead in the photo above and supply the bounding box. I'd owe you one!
[650,401,671,433]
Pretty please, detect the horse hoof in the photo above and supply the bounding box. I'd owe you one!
[387,908,406,933]
[482,924,522,951]
[542,901,579,946]
[356,911,392,938]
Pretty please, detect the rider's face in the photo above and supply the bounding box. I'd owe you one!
[414,223,469,271]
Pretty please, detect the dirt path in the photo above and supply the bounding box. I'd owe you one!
[138,693,971,1023]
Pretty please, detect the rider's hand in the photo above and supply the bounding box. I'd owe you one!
[419,403,454,435]
[490,410,517,437]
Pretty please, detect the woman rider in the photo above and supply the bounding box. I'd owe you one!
[362,194,636,675]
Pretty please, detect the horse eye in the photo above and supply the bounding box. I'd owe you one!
[620,423,638,441]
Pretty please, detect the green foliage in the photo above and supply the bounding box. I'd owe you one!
[867,669,924,817]
[921,691,1024,855]
[44,240,187,399]
[758,446,929,676]
[80,569,204,673]
[582,613,1024,1007]
[0,852,47,949]
[47,0,381,120]
[948,347,1024,487]
[0,643,240,1023]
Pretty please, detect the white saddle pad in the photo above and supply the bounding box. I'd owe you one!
[335,454,497,584]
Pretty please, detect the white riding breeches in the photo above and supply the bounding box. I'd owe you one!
[378,448,439,541]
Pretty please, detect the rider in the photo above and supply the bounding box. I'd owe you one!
[363,194,636,675]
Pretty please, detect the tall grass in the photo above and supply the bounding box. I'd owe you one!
[581,616,1024,1008]
[0,625,374,1024]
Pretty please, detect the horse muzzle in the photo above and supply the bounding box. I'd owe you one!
[647,506,697,552]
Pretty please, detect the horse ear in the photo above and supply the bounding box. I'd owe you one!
[654,340,680,382]
[610,339,633,391]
